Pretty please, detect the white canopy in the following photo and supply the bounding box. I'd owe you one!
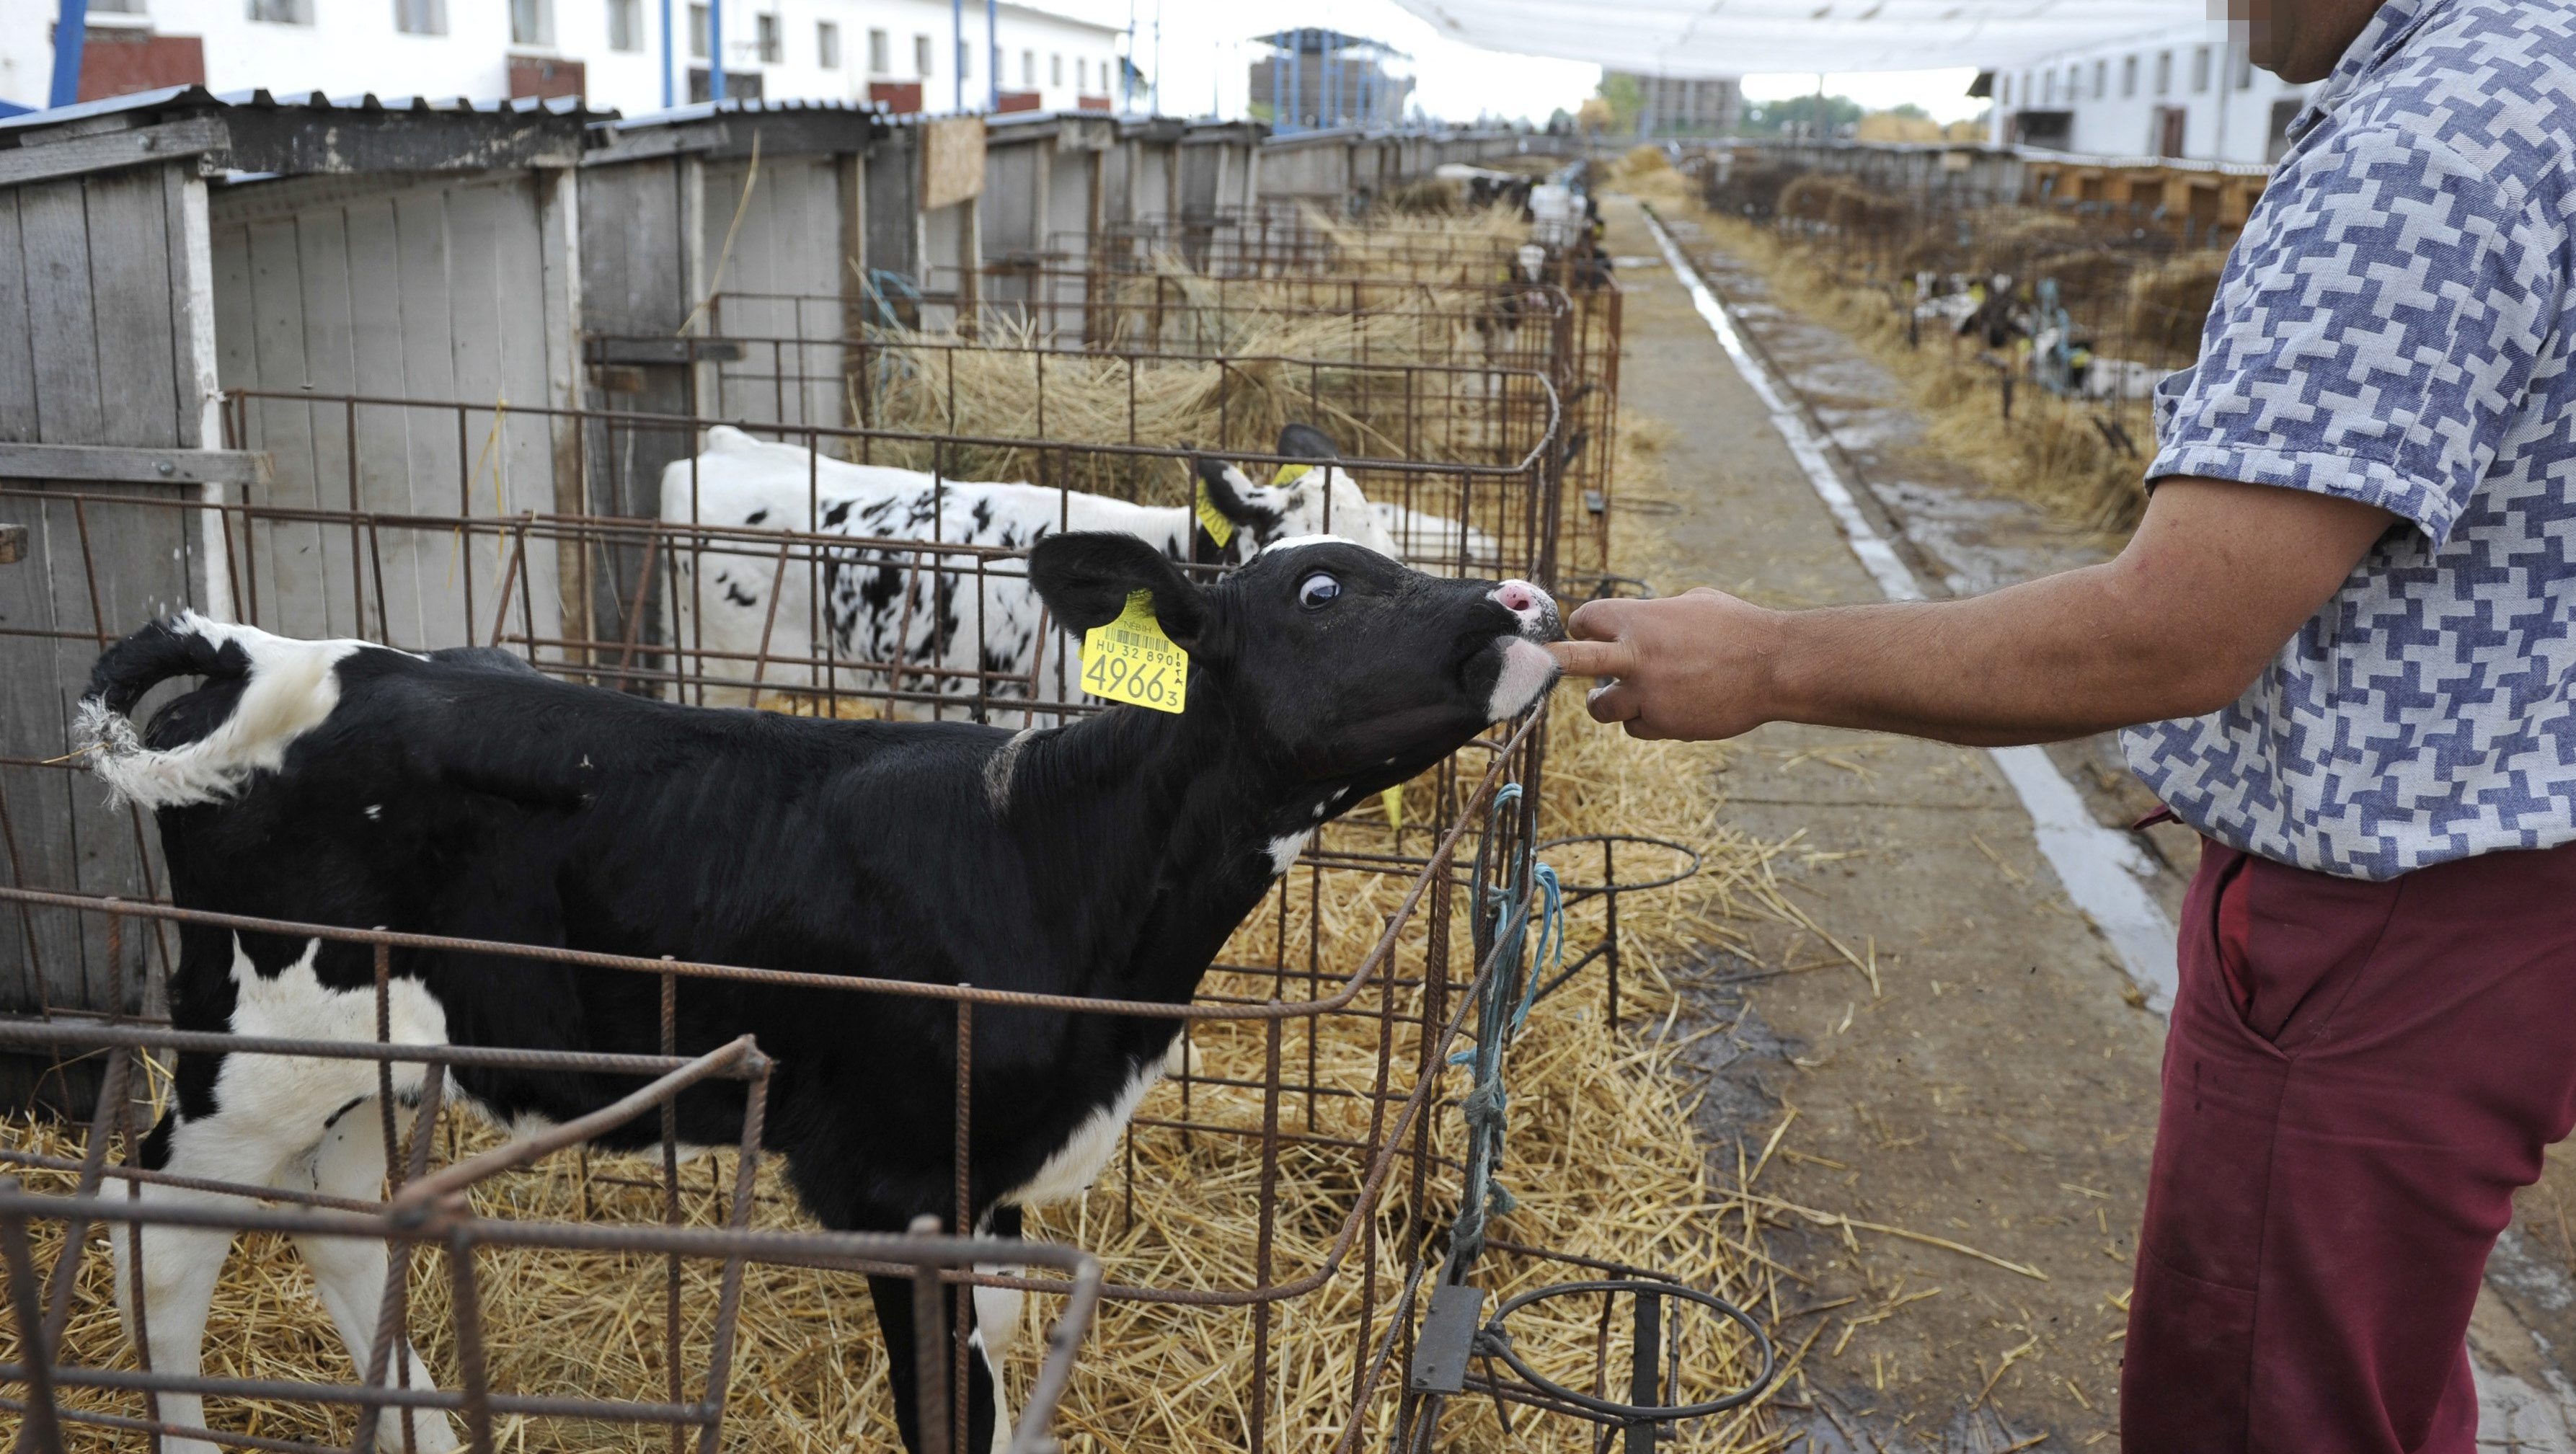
[1384,1,2219,76]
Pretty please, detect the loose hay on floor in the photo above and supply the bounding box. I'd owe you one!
[0,695,1810,1453]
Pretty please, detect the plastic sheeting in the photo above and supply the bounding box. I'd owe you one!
[1385,1,2220,76]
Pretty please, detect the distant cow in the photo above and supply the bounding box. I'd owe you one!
[660,422,1409,713]
[79,532,1564,1454]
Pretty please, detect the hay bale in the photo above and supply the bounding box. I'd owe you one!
[1702,159,1805,221]
[2125,252,2228,359]
[1966,210,2090,280]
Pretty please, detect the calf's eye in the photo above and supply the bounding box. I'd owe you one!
[1298,573,1342,609]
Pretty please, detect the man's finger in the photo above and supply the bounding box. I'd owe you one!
[1585,679,1642,726]
[1549,638,1635,678]
[1564,596,1640,642]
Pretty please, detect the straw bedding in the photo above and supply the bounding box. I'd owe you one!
[0,694,1795,1453]
[1,381,1800,1454]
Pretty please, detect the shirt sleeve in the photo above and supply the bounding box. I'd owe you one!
[2148,123,2562,546]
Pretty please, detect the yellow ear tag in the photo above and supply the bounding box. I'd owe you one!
[1382,785,1404,831]
[1272,463,1314,487]
[1192,478,1236,549]
[1081,590,1188,714]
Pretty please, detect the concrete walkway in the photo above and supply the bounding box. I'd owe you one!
[1594,195,2576,1450]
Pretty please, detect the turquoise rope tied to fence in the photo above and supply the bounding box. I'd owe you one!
[1446,784,1566,1270]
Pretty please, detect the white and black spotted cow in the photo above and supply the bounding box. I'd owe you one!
[658,422,1411,714]
[76,532,1564,1454]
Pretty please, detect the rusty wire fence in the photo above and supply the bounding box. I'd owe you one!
[0,356,1771,1448]
[703,262,1621,590]
[0,895,1102,1453]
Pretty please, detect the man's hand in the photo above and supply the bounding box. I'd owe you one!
[1552,590,1786,740]
[1549,477,2402,745]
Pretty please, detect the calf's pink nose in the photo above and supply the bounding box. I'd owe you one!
[1496,581,1539,613]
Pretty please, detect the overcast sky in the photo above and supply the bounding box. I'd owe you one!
[1047,0,1991,125]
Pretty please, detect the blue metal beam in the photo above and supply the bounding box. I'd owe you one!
[709,0,725,99]
[49,0,89,111]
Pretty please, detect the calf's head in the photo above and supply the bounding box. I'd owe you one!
[1193,424,1404,562]
[1031,532,1561,791]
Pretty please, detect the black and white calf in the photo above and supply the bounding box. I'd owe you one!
[660,422,1409,712]
[79,532,1562,1454]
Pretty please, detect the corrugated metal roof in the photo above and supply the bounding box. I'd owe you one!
[0,85,602,135]
[596,95,885,133]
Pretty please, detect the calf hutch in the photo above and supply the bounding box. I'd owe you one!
[0,90,1767,1454]
[0,87,596,1092]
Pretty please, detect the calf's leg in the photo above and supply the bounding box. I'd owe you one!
[115,1111,277,1454]
[284,1099,457,1453]
[869,1267,1008,1454]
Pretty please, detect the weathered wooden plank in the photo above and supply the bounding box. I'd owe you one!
[0,443,266,487]
[0,502,83,1014]
[293,203,363,639]
[239,213,324,639]
[0,195,38,444]
[391,180,464,649]
[83,167,183,451]
[340,189,427,652]
[0,116,228,190]
[19,179,107,446]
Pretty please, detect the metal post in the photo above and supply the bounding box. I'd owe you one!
[48,0,88,110]
[658,0,673,107]
[952,0,963,112]
[709,0,725,100]
[1269,33,1281,130]
[1151,0,1162,115]
[986,0,998,113]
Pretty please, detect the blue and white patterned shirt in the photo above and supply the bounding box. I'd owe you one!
[2123,0,2576,881]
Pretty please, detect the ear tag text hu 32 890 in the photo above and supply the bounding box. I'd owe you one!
[1082,589,1188,714]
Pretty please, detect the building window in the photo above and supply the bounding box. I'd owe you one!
[817,20,839,68]
[756,12,780,63]
[2122,55,2139,97]
[689,4,708,58]
[606,0,639,50]
[91,0,143,11]
[2192,45,2213,92]
[247,0,312,22]
[957,38,970,79]
[510,0,552,46]
[2092,60,2106,99]
[1998,74,2010,106]
[2236,47,2257,89]
[914,33,932,76]
[2042,70,2055,105]
[869,27,890,74]
[1015,49,1030,87]
[2155,50,2173,95]
[1051,53,1063,87]
[395,0,446,35]
[1076,57,1086,89]
[2068,66,2081,102]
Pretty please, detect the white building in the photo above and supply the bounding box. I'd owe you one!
[0,0,1128,119]
[1988,25,2311,165]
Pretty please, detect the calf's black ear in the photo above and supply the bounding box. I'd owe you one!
[1275,422,1342,461]
[1193,456,1269,528]
[1030,533,1211,648]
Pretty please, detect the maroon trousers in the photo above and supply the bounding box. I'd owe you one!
[2123,839,2576,1451]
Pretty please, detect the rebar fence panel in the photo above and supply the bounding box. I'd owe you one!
[0,901,1103,1454]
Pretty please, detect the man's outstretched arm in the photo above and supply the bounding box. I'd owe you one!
[1552,477,2400,745]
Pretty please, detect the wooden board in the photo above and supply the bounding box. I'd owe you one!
[921,115,987,213]
[210,172,569,655]
[0,163,209,1027]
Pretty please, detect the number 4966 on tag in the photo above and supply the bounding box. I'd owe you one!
[1081,590,1188,714]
